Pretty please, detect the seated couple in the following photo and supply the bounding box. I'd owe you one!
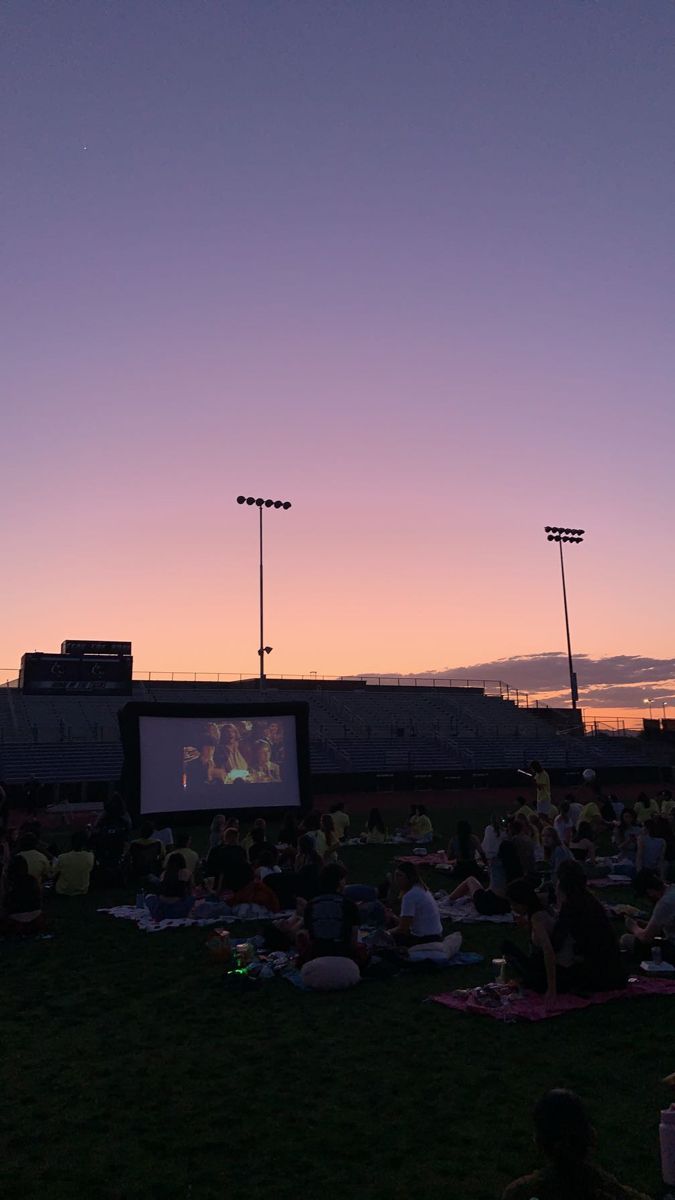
[502,860,626,1003]
[273,861,443,968]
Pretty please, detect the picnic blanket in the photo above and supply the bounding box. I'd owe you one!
[396,852,452,867]
[284,950,484,990]
[99,904,295,933]
[430,977,675,1022]
[588,874,634,889]
[434,894,514,924]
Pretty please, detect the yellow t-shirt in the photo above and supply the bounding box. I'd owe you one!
[55,850,95,896]
[330,811,350,839]
[18,849,52,882]
[635,799,660,825]
[534,770,551,807]
[165,847,200,877]
[578,802,601,826]
[515,804,536,821]
[410,814,433,837]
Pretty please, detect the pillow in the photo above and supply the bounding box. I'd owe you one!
[301,956,360,991]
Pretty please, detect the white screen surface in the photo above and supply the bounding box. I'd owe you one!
[139,714,300,814]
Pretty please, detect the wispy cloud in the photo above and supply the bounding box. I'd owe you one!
[359,654,675,708]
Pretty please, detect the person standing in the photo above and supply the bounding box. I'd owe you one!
[530,760,552,816]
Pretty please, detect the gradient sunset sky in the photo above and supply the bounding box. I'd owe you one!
[3,2,675,709]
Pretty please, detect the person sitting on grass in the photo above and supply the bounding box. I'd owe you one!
[16,832,52,885]
[315,813,340,862]
[503,878,572,1003]
[0,855,46,936]
[390,862,443,946]
[408,804,433,843]
[553,799,575,846]
[449,820,488,883]
[329,802,350,841]
[297,863,366,969]
[294,835,323,900]
[146,853,194,921]
[277,811,299,848]
[634,791,660,826]
[569,820,597,866]
[205,827,253,895]
[512,796,536,823]
[613,807,641,863]
[541,825,573,883]
[553,859,626,993]
[165,832,200,880]
[129,822,165,881]
[635,819,666,879]
[53,831,95,896]
[502,1088,652,1200]
[509,817,537,878]
[622,869,675,962]
[364,807,386,843]
[449,838,523,916]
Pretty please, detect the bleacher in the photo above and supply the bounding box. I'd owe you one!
[0,676,664,785]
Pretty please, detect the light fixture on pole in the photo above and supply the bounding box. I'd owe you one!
[236,495,292,689]
[544,526,585,711]
[643,697,655,721]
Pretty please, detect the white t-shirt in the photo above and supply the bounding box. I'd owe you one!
[568,802,583,827]
[482,825,504,859]
[652,887,675,940]
[554,815,574,844]
[400,885,442,937]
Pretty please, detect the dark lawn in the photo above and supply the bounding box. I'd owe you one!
[0,800,669,1200]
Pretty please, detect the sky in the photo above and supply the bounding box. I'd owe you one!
[2,1,675,716]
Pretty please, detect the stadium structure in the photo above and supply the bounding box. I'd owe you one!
[0,640,671,801]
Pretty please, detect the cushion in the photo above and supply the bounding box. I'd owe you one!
[301,955,361,991]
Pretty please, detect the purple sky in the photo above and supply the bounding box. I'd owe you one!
[3,1,675,707]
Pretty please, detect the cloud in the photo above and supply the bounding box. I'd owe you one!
[357,653,675,708]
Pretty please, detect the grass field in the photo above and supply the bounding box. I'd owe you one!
[1,798,671,1200]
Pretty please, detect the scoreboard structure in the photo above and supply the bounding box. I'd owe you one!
[20,640,133,696]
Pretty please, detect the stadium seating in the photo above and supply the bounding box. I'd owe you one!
[0,679,663,783]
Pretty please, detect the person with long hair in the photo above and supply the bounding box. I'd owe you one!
[207,813,229,854]
[315,813,340,862]
[449,820,488,883]
[277,811,299,848]
[391,862,443,946]
[146,853,194,921]
[541,825,573,882]
[448,838,523,916]
[294,834,323,901]
[365,807,386,843]
[502,1089,651,1200]
[553,859,626,992]
[503,878,573,1002]
[213,723,248,776]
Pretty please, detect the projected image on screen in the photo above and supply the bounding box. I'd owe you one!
[139,713,300,814]
[183,718,286,789]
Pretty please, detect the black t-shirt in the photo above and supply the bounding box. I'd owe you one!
[206,844,253,892]
[159,875,189,899]
[7,874,41,916]
[303,892,359,957]
[294,862,321,901]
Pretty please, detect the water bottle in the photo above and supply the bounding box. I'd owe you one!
[652,937,664,967]
[660,1106,675,1186]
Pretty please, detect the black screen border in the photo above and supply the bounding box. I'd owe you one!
[119,700,312,819]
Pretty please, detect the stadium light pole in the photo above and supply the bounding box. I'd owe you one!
[544,526,585,711]
[237,495,292,689]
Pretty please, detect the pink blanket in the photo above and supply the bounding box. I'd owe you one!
[431,977,675,1021]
